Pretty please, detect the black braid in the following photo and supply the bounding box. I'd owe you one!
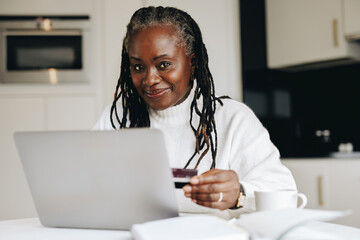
[110,6,227,170]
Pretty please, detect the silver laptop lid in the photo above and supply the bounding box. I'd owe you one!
[14,129,179,230]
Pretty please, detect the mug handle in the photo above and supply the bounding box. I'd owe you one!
[297,193,308,209]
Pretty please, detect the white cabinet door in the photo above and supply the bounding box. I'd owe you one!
[327,159,360,228]
[343,0,360,39]
[46,96,97,130]
[282,159,330,209]
[0,97,44,220]
[266,0,347,68]
[283,158,360,228]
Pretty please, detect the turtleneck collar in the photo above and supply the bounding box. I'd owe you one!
[148,87,196,127]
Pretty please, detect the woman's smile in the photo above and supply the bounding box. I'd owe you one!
[143,88,171,99]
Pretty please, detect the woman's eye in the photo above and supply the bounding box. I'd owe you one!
[159,62,171,69]
[133,64,143,72]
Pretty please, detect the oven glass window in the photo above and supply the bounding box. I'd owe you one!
[7,36,82,70]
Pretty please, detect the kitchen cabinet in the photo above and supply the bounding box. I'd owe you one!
[0,0,102,219]
[265,0,347,68]
[282,159,330,209]
[46,96,97,130]
[282,158,360,228]
[0,0,104,221]
[0,95,99,221]
[343,0,360,40]
[327,160,360,227]
[0,97,44,220]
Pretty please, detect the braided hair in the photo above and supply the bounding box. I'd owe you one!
[110,6,227,169]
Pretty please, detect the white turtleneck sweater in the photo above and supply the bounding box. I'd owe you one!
[93,89,296,218]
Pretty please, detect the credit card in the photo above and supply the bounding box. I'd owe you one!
[172,168,198,189]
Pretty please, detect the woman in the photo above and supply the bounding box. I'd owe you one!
[93,6,296,215]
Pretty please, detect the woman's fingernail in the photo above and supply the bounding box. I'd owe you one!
[192,199,197,203]
[190,177,199,184]
[183,186,192,192]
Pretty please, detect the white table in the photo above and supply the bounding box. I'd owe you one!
[0,218,132,240]
[1,217,360,240]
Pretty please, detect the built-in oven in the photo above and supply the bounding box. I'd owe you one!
[0,16,90,84]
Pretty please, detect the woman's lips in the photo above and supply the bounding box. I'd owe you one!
[143,88,170,98]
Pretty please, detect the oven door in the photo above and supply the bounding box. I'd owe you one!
[0,30,88,84]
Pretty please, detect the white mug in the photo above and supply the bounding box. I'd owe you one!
[255,189,307,211]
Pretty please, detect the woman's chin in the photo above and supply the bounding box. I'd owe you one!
[148,103,170,111]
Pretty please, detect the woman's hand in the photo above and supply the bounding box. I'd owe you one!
[182,169,240,210]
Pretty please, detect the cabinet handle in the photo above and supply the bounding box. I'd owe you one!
[317,175,324,206]
[333,19,339,47]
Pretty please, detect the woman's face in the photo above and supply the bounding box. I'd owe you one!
[128,25,194,110]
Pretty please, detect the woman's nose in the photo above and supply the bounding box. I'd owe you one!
[143,67,161,86]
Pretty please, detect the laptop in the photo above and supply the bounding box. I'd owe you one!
[13,129,179,230]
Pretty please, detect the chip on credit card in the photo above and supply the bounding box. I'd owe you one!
[172,168,198,189]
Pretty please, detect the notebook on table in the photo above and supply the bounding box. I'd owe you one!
[13,129,179,230]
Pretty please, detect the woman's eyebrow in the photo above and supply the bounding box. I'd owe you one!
[154,54,168,60]
[130,56,142,61]
[130,54,173,61]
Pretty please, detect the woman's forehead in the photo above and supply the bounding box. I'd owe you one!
[131,25,179,42]
[128,25,184,54]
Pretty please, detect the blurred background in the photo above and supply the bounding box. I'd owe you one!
[0,0,359,228]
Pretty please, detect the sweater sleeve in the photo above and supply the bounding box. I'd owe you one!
[228,103,297,212]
